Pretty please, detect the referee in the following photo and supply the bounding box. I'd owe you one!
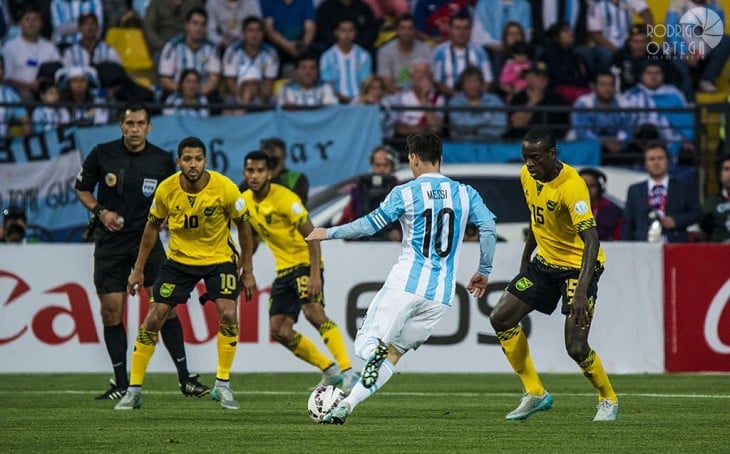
[75,101,209,400]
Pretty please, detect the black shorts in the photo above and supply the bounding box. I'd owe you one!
[152,259,240,305]
[506,256,603,315]
[269,265,324,319]
[93,243,164,294]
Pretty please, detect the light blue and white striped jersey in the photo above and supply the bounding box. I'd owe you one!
[277,81,338,107]
[31,106,67,133]
[541,0,581,31]
[158,34,221,83]
[62,41,120,67]
[0,85,26,137]
[587,0,648,48]
[319,44,372,99]
[50,0,104,47]
[222,41,280,79]
[328,173,497,305]
[162,93,211,118]
[431,42,494,89]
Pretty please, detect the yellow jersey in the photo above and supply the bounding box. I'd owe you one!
[242,183,314,271]
[521,164,605,269]
[150,170,248,266]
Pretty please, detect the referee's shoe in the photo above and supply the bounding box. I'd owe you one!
[179,373,211,397]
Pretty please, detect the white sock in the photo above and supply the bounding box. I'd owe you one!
[343,359,395,411]
[215,379,230,388]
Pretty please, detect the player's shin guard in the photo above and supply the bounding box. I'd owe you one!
[579,349,618,403]
[497,326,545,396]
[160,316,189,382]
[318,319,352,371]
[288,331,335,370]
[129,326,158,386]
[216,323,238,381]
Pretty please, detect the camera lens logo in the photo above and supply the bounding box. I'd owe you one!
[679,7,724,53]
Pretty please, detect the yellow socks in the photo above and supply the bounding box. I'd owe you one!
[216,323,238,381]
[288,331,335,371]
[579,349,618,403]
[129,326,157,386]
[318,320,352,372]
[497,326,545,396]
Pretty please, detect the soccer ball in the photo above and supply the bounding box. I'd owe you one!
[307,385,345,422]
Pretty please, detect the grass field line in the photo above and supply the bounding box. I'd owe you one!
[2,389,729,399]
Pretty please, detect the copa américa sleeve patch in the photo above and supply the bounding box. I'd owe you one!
[292,202,303,215]
[235,197,245,212]
[574,200,589,215]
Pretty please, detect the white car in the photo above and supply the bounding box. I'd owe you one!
[308,163,647,242]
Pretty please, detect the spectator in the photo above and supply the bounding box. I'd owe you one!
[0,55,30,137]
[49,0,103,51]
[361,0,410,22]
[624,61,695,157]
[315,0,377,55]
[412,0,471,44]
[700,154,730,243]
[664,0,730,95]
[471,0,532,52]
[621,141,701,242]
[259,137,311,205]
[0,205,28,243]
[319,16,372,104]
[338,145,402,241]
[205,0,262,51]
[31,79,64,133]
[1,6,61,102]
[143,0,203,60]
[530,0,589,48]
[490,21,528,86]
[62,13,120,68]
[570,72,632,158]
[610,24,688,95]
[262,0,316,73]
[162,69,210,117]
[505,61,569,138]
[499,40,531,102]
[432,14,493,97]
[277,52,338,108]
[56,65,109,126]
[392,58,445,136]
[158,7,221,97]
[224,65,266,114]
[376,13,433,94]
[541,21,591,104]
[353,74,396,138]
[448,65,507,140]
[579,167,623,241]
[222,16,279,103]
[587,0,654,72]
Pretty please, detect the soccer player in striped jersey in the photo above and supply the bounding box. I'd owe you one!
[490,127,619,422]
[307,132,498,424]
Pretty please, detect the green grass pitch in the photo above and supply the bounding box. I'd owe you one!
[1,373,728,452]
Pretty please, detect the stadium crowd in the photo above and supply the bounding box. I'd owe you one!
[0,0,729,244]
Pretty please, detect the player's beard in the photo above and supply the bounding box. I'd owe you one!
[182,168,202,184]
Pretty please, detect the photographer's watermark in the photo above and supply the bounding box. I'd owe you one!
[647,7,724,59]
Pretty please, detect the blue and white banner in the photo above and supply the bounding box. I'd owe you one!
[442,139,601,166]
[0,149,86,230]
[74,105,383,189]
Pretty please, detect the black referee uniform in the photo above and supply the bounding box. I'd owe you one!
[75,138,175,294]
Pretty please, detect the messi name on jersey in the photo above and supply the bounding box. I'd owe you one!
[427,189,448,200]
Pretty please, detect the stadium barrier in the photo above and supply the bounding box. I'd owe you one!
[0,241,675,374]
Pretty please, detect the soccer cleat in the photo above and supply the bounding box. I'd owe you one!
[211,385,240,410]
[593,399,619,421]
[506,391,553,420]
[179,373,211,398]
[340,369,359,394]
[361,339,388,388]
[315,364,343,389]
[94,379,127,400]
[321,403,351,425]
[114,391,141,410]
